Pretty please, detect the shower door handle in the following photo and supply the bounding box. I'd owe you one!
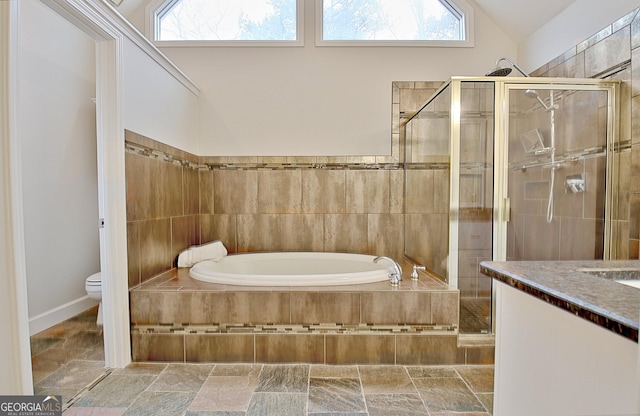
[503,198,511,222]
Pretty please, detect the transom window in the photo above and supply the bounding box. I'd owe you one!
[148,0,473,47]
[151,0,303,46]
[317,0,473,46]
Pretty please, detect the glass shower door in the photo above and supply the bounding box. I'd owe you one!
[501,85,613,262]
[455,81,495,334]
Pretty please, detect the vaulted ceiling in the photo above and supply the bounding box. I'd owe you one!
[473,0,574,43]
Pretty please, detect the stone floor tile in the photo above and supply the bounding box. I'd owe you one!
[254,365,309,393]
[211,364,262,377]
[476,392,494,414]
[63,407,128,415]
[456,366,495,393]
[74,374,156,408]
[308,378,366,413]
[365,393,428,416]
[309,365,359,378]
[414,377,486,413]
[122,391,196,416]
[114,362,167,376]
[246,392,307,416]
[147,363,214,392]
[358,366,416,394]
[406,366,458,378]
[189,375,258,412]
[36,360,108,390]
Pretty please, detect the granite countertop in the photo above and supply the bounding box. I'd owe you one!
[480,260,640,343]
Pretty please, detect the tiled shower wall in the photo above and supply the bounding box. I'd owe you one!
[529,7,640,259]
[125,131,407,288]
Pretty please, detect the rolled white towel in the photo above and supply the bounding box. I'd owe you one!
[177,240,228,268]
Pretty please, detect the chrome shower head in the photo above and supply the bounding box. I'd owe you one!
[524,89,540,99]
[486,57,530,77]
[486,66,512,77]
[524,88,558,111]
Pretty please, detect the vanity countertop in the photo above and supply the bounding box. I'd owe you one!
[480,260,640,342]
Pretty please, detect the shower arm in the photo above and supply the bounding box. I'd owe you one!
[496,57,530,77]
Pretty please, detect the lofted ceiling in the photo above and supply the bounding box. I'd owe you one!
[114,0,577,45]
[473,0,575,43]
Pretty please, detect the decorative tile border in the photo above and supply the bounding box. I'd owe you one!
[133,322,458,334]
[125,140,404,171]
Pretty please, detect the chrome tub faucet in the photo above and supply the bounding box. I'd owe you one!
[373,256,403,286]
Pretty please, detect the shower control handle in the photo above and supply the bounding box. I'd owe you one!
[411,265,426,280]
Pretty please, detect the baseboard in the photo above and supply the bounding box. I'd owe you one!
[29,296,99,336]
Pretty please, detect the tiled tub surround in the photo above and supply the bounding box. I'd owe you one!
[130,264,495,365]
[480,260,640,342]
[125,130,406,289]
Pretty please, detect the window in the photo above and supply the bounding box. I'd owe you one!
[148,0,304,46]
[317,0,474,46]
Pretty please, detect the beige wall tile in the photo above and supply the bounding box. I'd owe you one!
[255,334,324,363]
[323,214,368,253]
[559,217,605,260]
[140,218,172,282]
[405,169,434,214]
[389,170,404,214]
[290,293,360,324]
[130,291,189,325]
[127,221,141,288]
[585,26,631,77]
[302,170,346,214]
[132,332,184,362]
[199,170,214,215]
[326,335,395,364]
[258,170,302,214]
[395,334,463,365]
[280,214,324,252]
[184,167,200,215]
[361,292,431,324]
[367,214,403,259]
[187,292,290,324]
[214,170,258,214]
[185,334,254,363]
[346,170,389,214]
[431,292,459,326]
[171,215,200,266]
[125,153,151,221]
[237,214,281,252]
[200,214,237,252]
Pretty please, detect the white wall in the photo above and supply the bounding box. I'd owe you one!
[122,37,200,154]
[154,0,515,156]
[19,0,100,334]
[519,0,639,72]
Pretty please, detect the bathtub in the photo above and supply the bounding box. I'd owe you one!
[189,252,391,286]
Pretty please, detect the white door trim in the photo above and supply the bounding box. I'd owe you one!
[0,0,34,394]
[39,0,131,369]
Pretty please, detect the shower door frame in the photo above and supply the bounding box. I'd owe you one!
[444,77,618,335]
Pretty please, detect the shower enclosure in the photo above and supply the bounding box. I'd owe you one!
[403,77,618,334]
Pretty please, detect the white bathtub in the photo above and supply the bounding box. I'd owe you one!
[189,252,391,286]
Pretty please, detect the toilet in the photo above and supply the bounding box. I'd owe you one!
[85,272,103,325]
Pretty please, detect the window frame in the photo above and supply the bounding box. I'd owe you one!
[315,0,474,47]
[145,0,305,47]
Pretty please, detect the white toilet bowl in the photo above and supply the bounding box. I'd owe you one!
[85,272,103,325]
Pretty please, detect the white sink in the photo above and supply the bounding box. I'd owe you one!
[616,279,640,289]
